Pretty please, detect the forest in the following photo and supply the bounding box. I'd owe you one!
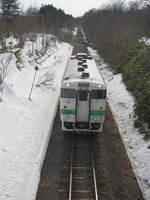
[81,0,150,136]
[0,1,73,41]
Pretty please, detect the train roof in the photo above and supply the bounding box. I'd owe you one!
[62,57,105,85]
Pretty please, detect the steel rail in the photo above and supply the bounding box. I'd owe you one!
[91,143,99,200]
[68,135,74,200]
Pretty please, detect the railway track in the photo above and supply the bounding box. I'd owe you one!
[59,30,100,200]
[72,28,87,54]
[59,134,99,200]
[36,28,144,200]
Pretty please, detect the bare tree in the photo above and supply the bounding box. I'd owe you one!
[128,1,141,10]
[104,0,125,11]
[0,53,12,87]
[34,35,57,64]
[140,0,150,6]
[36,70,54,87]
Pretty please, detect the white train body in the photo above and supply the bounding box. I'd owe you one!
[60,54,106,132]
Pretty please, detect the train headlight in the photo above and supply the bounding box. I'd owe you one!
[98,84,101,88]
[94,117,100,121]
[66,83,70,87]
[94,117,98,121]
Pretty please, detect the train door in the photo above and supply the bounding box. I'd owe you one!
[76,91,90,122]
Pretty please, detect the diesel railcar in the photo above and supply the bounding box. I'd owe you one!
[60,53,106,133]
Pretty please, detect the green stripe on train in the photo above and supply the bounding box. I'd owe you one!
[60,108,106,115]
[60,108,75,114]
[90,110,106,115]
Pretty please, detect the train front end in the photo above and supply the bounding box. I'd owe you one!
[60,80,107,133]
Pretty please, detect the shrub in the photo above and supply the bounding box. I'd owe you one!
[123,45,150,126]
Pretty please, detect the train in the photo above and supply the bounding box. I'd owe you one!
[60,53,107,133]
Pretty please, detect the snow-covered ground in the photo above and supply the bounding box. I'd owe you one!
[0,35,72,200]
[0,32,149,200]
[88,47,150,200]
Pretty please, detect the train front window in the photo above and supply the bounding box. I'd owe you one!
[91,90,106,99]
[79,91,88,101]
[61,88,76,98]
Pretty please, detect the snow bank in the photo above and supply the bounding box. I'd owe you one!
[140,37,150,45]
[88,47,150,200]
[0,36,72,200]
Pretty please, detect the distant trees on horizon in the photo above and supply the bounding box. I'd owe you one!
[0,2,74,41]
[1,0,20,21]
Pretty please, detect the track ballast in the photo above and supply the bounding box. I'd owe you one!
[59,134,99,200]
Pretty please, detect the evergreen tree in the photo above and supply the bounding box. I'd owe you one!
[1,0,20,21]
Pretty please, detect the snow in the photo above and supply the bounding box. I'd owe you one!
[140,37,150,45]
[0,32,149,200]
[0,35,72,200]
[88,47,150,200]
[63,58,105,84]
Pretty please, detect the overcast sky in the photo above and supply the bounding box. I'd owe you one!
[20,0,123,17]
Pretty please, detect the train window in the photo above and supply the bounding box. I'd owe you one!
[79,91,88,101]
[91,90,106,99]
[61,88,76,98]
[103,90,106,99]
[78,83,89,87]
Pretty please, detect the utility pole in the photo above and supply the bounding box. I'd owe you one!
[42,14,45,45]
[28,66,39,100]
